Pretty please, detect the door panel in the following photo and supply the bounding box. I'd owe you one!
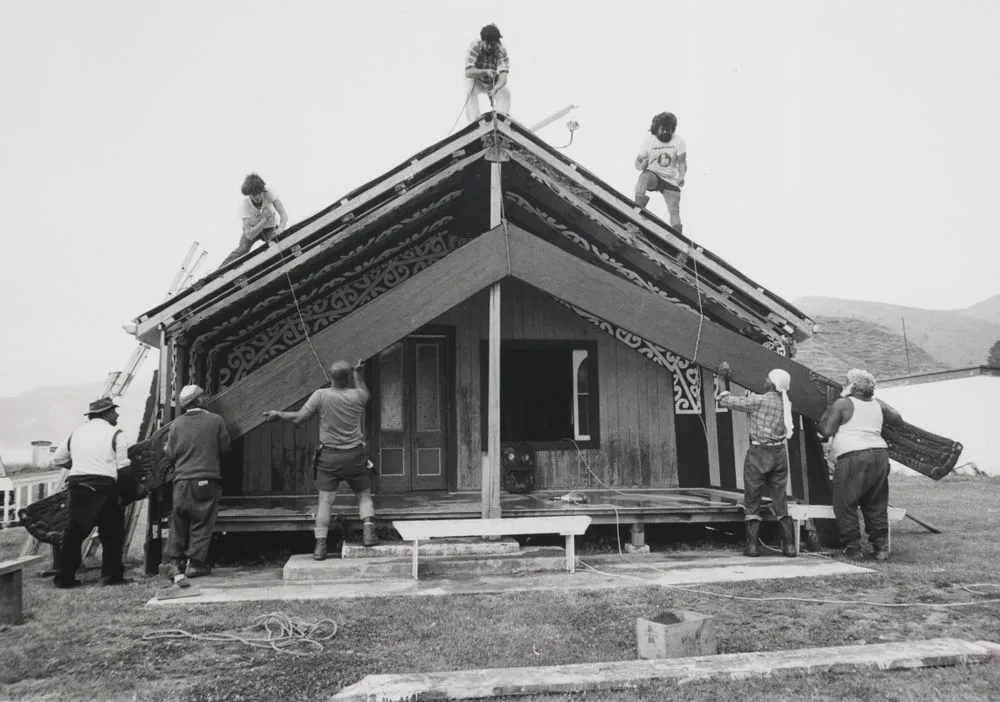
[376,336,450,492]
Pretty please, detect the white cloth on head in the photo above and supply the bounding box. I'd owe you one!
[179,385,205,408]
[767,369,794,440]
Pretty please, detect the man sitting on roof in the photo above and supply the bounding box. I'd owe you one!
[717,364,797,558]
[819,368,904,562]
[263,359,376,559]
[634,112,687,232]
[219,173,289,269]
[464,23,511,121]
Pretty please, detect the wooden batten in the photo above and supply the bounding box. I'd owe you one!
[729,383,751,490]
[206,226,511,439]
[700,368,721,487]
[483,161,504,519]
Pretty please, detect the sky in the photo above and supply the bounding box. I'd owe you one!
[1,0,999,398]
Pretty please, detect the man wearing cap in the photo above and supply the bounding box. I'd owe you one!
[50,397,131,587]
[161,385,231,578]
[464,23,511,121]
[717,365,797,557]
[819,368,904,561]
[262,359,374,559]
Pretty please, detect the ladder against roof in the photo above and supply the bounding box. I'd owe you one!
[19,243,207,561]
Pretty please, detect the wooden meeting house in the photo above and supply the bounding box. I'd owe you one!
[129,115,959,565]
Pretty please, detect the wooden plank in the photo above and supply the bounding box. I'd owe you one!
[207,226,511,438]
[0,555,44,577]
[730,383,751,491]
[504,224,832,421]
[134,128,492,344]
[484,281,501,519]
[394,515,591,540]
[701,368,721,487]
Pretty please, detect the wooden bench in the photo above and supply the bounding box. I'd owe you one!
[786,504,907,555]
[0,554,45,625]
[392,516,592,580]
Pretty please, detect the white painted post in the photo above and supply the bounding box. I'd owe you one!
[565,534,576,573]
[484,161,503,521]
[412,539,419,580]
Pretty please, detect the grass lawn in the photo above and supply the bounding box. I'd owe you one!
[1,475,999,701]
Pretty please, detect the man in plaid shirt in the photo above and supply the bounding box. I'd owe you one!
[464,23,510,121]
[718,365,797,558]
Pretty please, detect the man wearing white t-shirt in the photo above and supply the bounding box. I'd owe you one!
[219,173,288,268]
[634,112,687,231]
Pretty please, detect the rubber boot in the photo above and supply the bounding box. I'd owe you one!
[872,539,890,562]
[362,519,377,548]
[743,520,760,557]
[779,516,798,558]
[312,537,328,561]
[635,193,650,208]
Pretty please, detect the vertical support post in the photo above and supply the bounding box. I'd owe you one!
[798,415,810,501]
[700,369,721,487]
[412,539,419,580]
[483,161,503,520]
[564,534,576,573]
[147,328,171,575]
[0,570,24,625]
[630,522,646,548]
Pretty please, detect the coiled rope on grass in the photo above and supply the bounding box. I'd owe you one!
[142,612,339,656]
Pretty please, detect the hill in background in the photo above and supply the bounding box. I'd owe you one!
[795,296,1000,369]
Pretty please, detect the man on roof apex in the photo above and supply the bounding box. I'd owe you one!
[219,173,289,269]
[634,112,687,232]
[464,23,511,121]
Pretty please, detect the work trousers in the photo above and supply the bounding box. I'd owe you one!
[832,448,890,549]
[464,78,511,121]
[743,444,789,520]
[219,226,277,268]
[58,482,125,583]
[165,479,222,564]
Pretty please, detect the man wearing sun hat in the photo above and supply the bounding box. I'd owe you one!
[717,365,798,558]
[161,385,231,578]
[50,397,131,587]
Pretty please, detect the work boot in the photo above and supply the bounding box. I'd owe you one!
[362,519,377,548]
[313,537,328,561]
[743,520,760,557]
[185,560,212,578]
[872,540,890,562]
[841,545,864,561]
[779,516,798,558]
[158,558,186,580]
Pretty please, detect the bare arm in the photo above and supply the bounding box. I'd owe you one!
[218,418,232,454]
[272,198,288,231]
[465,67,492,80]
[353,360,369,395]
[677,152,687,186]
[818,398,850,438]
[877,399,904,428]
[490,71,508,96]
[242,216,270,239]
[634,153,649,171]
[263,392,318,426]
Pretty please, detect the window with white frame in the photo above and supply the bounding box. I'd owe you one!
[481,340,599,449]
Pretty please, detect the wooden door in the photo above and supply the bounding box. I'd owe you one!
[375,336,450,492]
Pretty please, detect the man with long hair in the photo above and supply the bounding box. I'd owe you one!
[219,173,288,268]
[464,23,511,121]
[634,112,687,231]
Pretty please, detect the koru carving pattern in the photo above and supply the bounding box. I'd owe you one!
[554,299,705,415]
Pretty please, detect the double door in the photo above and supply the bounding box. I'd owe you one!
[375,336,450,492]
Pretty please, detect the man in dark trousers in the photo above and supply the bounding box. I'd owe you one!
[50,397,131,587]
[161,385,231,577]
[263,359,374,559]
[717,365,797,558]
[819,368,904,561]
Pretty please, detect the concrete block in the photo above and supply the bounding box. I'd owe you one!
[637,610,718,659]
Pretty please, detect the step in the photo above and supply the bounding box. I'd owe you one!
[342,537,520,559]
[283,547,567,581]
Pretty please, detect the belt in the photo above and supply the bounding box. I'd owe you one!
[320,444,363,451]
[751,440,785,447]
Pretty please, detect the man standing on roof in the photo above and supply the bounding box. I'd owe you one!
[262,359,376,559]
[464,23,511,121]
[717,364,797,558]
[160,385,231,580]
[50,397,131,588]
[819,369,904,562]
[634,112,687,232]
[219,173,289,268]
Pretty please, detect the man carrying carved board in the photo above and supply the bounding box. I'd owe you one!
[717,363,797,558]
[263,359,376,559]
[818,368,904,561]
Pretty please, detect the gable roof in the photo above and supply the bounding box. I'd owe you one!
[130,114,814,354]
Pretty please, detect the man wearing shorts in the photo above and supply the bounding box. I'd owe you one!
[263,359,375,559]
[634,112,687,231]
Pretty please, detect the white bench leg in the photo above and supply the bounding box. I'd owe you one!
[564,534,575,574]
[412,539,419,580]
[795,519,802,555]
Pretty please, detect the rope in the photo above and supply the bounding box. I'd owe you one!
[271,238,330,383]
[142,612,339,655]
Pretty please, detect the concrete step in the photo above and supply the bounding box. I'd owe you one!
[342,537,520,560]
[283,546,567,581]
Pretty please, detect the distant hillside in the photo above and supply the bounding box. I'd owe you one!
[958,293,1000,326]
[795,316,949,381]
[795,296,1000,369]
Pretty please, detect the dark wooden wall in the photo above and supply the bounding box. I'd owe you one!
[431,279,681,491]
